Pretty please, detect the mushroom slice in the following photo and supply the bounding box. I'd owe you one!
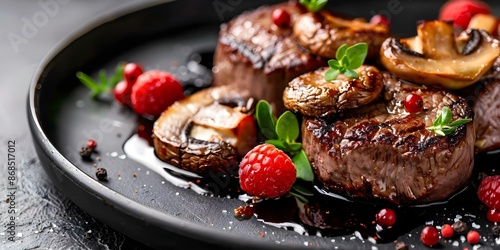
[283,65,384,117]
[293,11,389,60]
[153,86,257,174]
[380,20,500,89]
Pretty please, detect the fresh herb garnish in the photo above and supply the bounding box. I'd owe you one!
[255,100,314,182]
[299,0,328,13]
[426,106,472,136]
[324,43,368,81]
[76,63,124,98]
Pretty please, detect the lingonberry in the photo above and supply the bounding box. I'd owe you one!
[441,224,454,238]
[370,14,390,26]
[404,93,424,113]
[376,208,396,227]
[86,139,97,151]
[272,8,291,28]
[467,230,480,245]
[420,226,439,247]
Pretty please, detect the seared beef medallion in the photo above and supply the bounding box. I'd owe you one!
[472,57,500,152]
[213,2,325,113]
[153,86,257,174]
[301,73,475,205]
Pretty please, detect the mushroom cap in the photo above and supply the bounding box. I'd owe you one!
[293,11,389,60]
[283,65,384,117]
[380,20,500,89]
[153,86,256,174]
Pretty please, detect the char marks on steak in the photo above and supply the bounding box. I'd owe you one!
[213,2,325,113]
[302,73,475,205]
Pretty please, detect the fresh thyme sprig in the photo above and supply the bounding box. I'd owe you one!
[426,106,472,136]
[76,63,124,98]
[324,43,368,81]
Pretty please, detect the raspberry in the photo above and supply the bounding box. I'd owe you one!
[477,175,500,210]
[238,144,296,198]
[487,208,500,222]
[439,0,491,29]
[130,70,185,117]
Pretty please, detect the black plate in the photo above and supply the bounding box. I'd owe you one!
[28,0,500,249]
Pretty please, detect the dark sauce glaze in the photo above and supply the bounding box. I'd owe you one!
[130,50,500,244]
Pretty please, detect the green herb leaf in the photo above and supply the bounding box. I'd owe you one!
[292,149,314,182]
[253,102,313,183]
[299,0,329,12]
[324,42,368,81]
[426,106,472,136]
[292,183,315,197]
[256,100,278,140]
[336,44,348,60]
[345,43,368,69]
[265,139,287,151]
[325,68,340,81]
[276,111,300,143]
[288,142,303,152]
[441,107,452,125]
[343,69,359,79]
[77,62,124,99]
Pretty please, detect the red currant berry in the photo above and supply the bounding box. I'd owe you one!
[487,208,500,222]
[404,93,424,113]
[272,8,291,28]
[376,208,396,227]
[370,14,390,26]
[86,139,97,151]
[420,226,439,247]
[123,63,144,84]
[441,224,454,238]
[114,80,131,106]
[467,230,480,245]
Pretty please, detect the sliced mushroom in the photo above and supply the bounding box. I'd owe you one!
[293,11,389,60]
[380,20,500,89]
[153,86,257,174]
[283,65,384,117]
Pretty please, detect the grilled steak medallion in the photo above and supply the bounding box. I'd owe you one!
[302,73,475,204]
[473,78,500,152]
[283,65,384,117]
[213,2,325,113]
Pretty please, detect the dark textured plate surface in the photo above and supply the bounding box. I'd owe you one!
[28,0,500,249]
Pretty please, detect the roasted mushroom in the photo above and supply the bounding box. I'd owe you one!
[293,11,389,60]
[380,20,500,89]
[283,65,384,117]
[153,86,257,174]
